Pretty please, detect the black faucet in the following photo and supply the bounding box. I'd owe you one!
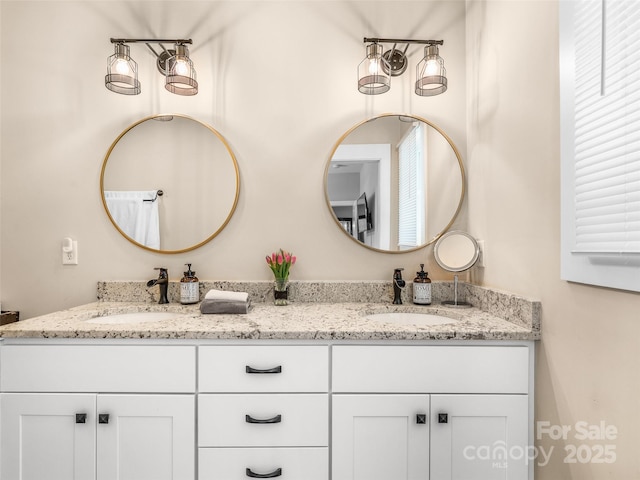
[393,268,406,304]
[147,267,169,304]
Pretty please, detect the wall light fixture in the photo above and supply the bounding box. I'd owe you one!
[358,38,447,96]
[105,38,198,96]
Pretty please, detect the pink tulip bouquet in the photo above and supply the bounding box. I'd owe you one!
[265,249,297,281]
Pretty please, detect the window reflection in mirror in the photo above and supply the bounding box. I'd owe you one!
[324,114,465,253]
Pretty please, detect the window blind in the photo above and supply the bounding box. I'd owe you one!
[398,124,425,248]
[573,0,640,254]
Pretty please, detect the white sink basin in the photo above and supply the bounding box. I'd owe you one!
[86,312,185,325]
[365,312,457,326]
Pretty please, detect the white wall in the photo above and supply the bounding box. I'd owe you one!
[466,1,640,478]
[0,0,467,318]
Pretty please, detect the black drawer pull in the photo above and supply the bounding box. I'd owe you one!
[245,414,282,424]
[246,365,282,374]
[98,413,110,424]
[416,414,427,424]
[75,413,87,424]
[438,413,449,424]
[246,467,282,478]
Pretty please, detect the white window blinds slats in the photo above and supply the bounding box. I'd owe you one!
[575,73,640,115]
[572,0,640,254]
[604,43,640,75]
[576,133,640,170]
[576,161,640,194]
[398,127,418,248]
[397,124,425,248]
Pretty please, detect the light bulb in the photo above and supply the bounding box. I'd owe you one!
[115,58,131,75]
[368,59,380,75]
[175,59,189,76]
[424,59,440,76]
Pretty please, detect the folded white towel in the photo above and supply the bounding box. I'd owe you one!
[204,289,249,303]
[201,289,250,315]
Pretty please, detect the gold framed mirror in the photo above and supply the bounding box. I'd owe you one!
[324,113,465,253]
[100,114,240,254]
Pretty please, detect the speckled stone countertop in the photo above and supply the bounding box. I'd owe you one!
[0,281,540,341]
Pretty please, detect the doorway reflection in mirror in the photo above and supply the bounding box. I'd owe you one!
[325,114,464,253]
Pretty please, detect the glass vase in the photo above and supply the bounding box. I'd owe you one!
[274,278,289,306]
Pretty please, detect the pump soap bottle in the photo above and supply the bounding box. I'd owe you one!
[412,264,432,305]
[180,264,200,305]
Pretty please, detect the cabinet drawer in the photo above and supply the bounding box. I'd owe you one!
[198,346,329,392]
[199,447,328,480]
[333,345,530,394]
[199,394,328,447]
[0,345,196,393]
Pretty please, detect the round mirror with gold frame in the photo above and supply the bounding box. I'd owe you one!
[324,113,465,253]
[100,114,240,254]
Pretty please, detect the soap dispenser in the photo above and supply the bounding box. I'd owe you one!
[180,264,200,305]
[412,264,432,305]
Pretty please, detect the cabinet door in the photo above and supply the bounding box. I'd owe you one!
[430,395,529,480]
[96,394,195,480]
[332,395,430,480]
[0,393,96,480]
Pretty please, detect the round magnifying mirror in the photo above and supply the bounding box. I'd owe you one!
[324,113,465,253]
[434,230,480,272]
[434,230,479,308]
[100,114,240,254]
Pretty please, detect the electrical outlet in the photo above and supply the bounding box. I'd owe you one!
[477,240,485,268]
[62,240,78,265]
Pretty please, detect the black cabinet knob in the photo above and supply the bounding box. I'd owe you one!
[98,413,110,424]
[246,467,282,478]
[416,414,427,424]
[75,413,87,424]
[438,413,449,424]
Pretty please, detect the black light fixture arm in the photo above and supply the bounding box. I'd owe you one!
[363,38,443,46]
[110,38,193,45]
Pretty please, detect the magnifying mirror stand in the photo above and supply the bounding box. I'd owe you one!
[434,230,480,309]
[442,274,471,308]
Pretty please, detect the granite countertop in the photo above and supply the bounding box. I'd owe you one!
[0,280,540,341]
[0,299,539,341]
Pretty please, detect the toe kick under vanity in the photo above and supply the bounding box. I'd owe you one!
[0,281,540,480]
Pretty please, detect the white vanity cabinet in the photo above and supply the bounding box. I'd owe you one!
[198,345,330,480]
[0,340,534,480]
[332,345,533,480]
[0,345,196,480]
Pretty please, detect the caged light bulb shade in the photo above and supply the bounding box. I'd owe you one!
[165,44,198,96]
[105,43,141,95]
[415,45,447,96]
[358,43,390,95]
